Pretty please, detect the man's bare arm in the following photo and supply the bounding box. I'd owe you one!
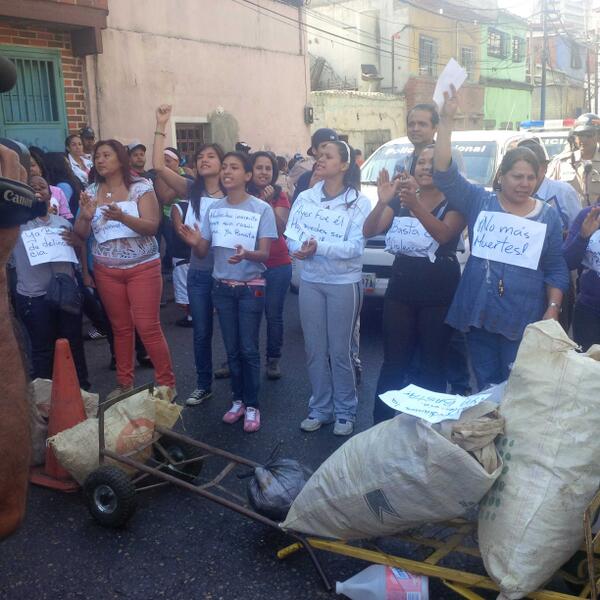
[0,227,30,539]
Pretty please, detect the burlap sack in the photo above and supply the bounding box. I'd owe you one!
[48,390,181,484]
[29,378,99,466]
[478,320,600,599]
[282,412,502,540]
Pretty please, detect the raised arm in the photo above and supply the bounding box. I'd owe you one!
[563,206,600,270]
[153,104,190,199]
[74,189,96,240]
[363,169,397,238]
[434,85,458,173]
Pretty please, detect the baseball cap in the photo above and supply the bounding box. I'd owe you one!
[308,128,339,156]
[127,140,147,153]
[79,126,95,139]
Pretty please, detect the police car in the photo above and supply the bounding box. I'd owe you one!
[518,119,574,159]
[358,130,535,300]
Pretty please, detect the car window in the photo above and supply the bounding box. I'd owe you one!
[540,136,568,159]
[362,140,498,187]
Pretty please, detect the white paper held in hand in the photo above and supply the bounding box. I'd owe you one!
[379,384,492,423]
[21,227,78,266]
[433,58,468,111]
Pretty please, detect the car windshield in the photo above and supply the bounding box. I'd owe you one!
[362,141,498,187]
[540,136,568,159]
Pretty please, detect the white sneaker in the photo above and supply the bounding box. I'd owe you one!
[300,416,334,432]
[333,419,354,436]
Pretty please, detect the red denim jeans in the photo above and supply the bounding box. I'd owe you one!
[94,259,175,388]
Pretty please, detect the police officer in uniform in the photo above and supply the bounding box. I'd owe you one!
[548,113,600,206]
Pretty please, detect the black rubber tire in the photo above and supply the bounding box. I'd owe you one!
[154,442,204,479]
[84,466,137,528]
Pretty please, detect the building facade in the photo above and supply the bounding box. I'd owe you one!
[479,11,532,130]
[0,0,107,150]
[0,0,311,158]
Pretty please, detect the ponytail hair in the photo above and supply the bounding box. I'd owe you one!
[189,143,225,220]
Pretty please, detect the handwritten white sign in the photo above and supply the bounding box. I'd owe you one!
[21,227,78,266]
[433,58,468,111]
[184,197,220,229]
[385,217,439,262]
[91,201,141,244]
[379,384,492,424]
[209,207,260,250]
[285,205,350,243]
[583,230,600,274]
[471,211,547,270]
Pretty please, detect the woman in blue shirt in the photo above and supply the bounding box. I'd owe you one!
[433,87,569,389]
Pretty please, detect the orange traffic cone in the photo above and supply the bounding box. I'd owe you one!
[30,338,87,491]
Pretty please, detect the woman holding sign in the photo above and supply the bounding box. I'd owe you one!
[433,87,569,389]
[14,175,89,388]
[563,206,600,350]
[75,140,176,401]
[154,105,226,406]
[287,141,371,437]
[178,151,277,433]
[363,146,466,424]
[248,151,292,380]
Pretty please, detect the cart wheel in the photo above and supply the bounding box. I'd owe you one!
[161,443,204,479]
[84,466,137,528]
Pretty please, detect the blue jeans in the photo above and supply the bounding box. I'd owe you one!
[187,269,214,390]
[16,293,89,389]
[466,327,520,391]
[264,263,292,359]
[212,282,264,407]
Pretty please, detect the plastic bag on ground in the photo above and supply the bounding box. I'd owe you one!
[478,319,600,599]
[246,454,312,522]
[281,409,503,540]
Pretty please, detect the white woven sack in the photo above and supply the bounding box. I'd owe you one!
[282,413,502,540]
[478,319,600,599]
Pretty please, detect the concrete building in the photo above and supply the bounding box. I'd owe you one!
[0,0,107,150]
[0,0,311,159]
[478,10,532,130]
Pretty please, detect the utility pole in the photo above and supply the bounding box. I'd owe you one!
[541,0,547,119]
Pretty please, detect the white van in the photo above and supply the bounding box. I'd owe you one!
[359,130,535,300]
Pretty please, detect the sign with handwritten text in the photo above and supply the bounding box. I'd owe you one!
[379,384,492,424]
[385,217,439,262]
[91,201,141,244]
[184,196,219,228]
[209,207,260,250]
[471,211,547,270]
[21,227,78,266]
[583,230,600,274]
[285,205,350,243]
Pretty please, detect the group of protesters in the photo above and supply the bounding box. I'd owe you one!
[9,90,600,436]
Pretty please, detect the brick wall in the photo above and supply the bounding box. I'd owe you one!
[0,22,89,133]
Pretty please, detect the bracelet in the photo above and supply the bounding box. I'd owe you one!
[154,131,166,137]
[548,301,562,312]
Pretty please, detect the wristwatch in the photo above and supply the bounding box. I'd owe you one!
[548,301,562,312]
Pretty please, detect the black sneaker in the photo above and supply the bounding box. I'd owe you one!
[214,362,230,379]
[175,317,193,328]
[185,388,212,406]
[137,355,153,368]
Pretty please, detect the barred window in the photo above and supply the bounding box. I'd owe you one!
[419,35,438,77]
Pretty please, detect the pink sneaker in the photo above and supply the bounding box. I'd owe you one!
[243,407,261,433]
[223,400,245,424]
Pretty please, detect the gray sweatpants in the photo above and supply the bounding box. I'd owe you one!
[299,280,362,422]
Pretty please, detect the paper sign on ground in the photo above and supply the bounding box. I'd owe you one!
[379,384,492,424]
[385,216,439,262]
[470,210,547,270]
[433,58,468,111]
[92,201,141,244]
[184,196,219,228]
[583,230,600,274]
[210,207,260,250]
[21,227,78,266]
[285,205,350,243]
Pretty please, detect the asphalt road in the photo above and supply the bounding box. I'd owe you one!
[0,289,492,600]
